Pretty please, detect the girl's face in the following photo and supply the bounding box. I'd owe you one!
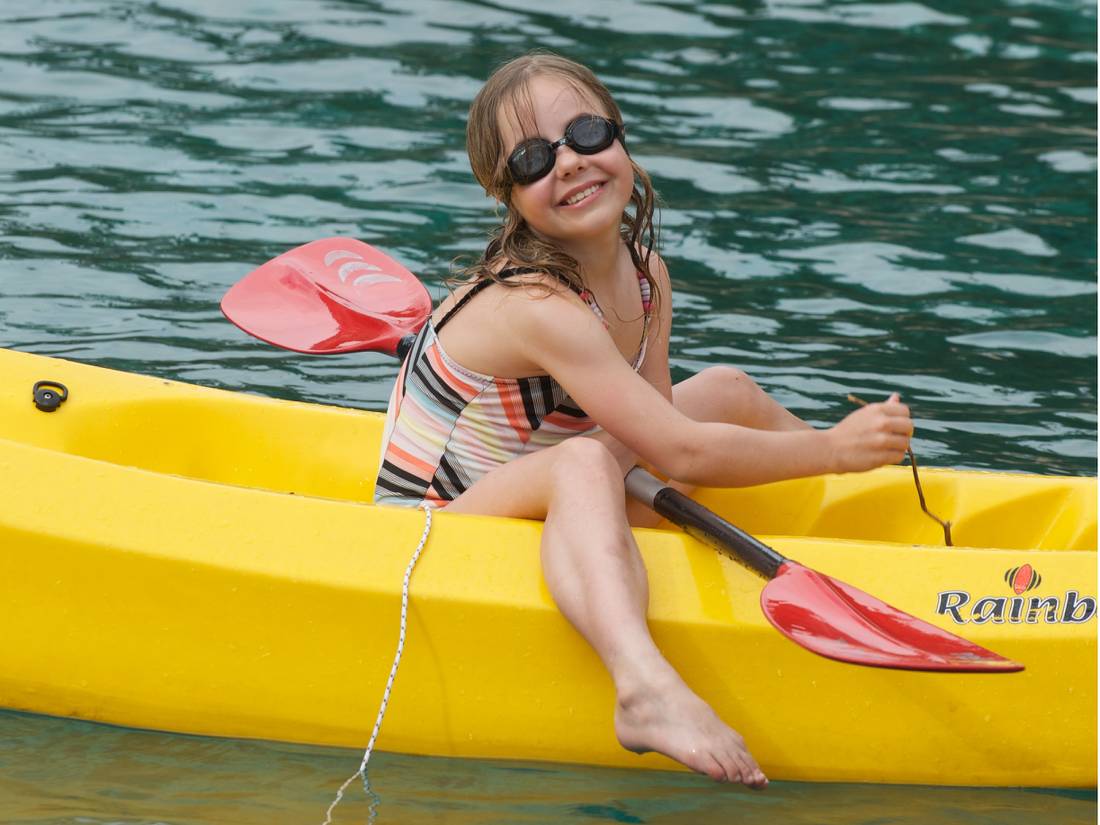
[499,75,634,248]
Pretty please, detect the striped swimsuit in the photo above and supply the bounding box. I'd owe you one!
[374,269,652,508]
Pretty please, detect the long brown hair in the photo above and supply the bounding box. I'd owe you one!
[461,52,661,313]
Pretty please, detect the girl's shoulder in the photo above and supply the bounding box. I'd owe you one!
[430,265,600,379]
[498,266,587,297]
[638,246,671,282]
[633,247,672,319]
[624,242,670,291]
[433,265,580,323]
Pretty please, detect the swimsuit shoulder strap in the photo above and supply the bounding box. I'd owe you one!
[636,270,652,314]
[433,267,583,333]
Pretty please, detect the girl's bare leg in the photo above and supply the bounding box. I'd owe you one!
[615,366,812,527]
[446,437,768,787]
[672,366,809,433]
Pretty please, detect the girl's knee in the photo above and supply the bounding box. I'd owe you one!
[688,364,806,433]
[700,365,762,403]
[700,364,752,388]
[550,437,623,486]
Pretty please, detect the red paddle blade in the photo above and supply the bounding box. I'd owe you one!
[761,562,1023,672]
[221,237,432,355]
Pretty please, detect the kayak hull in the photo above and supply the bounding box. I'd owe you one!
[1,348,1095,786]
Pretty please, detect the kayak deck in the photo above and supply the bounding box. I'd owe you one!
[4,348,1093,552]
[0,348,1095,787]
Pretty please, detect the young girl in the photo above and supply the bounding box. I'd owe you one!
[375,52,913,788]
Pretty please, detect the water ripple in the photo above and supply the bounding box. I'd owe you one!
[0,0,1094,482]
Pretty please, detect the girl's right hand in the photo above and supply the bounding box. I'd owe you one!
[825,393,913,473]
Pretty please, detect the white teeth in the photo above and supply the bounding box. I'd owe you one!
[564,184,600,205]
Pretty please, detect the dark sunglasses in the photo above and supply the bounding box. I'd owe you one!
[506,115,623,186]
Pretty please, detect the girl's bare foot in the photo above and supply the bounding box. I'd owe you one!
[613,672,768,789]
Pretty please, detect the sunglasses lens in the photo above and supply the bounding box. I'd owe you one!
[569,116,615,153]
[508,140,553,185]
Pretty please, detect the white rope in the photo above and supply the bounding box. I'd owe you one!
[321,503,433,825]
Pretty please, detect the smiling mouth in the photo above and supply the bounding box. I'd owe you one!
[559,183,603,207]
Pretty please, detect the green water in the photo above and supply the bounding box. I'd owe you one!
[0,0,1095,822]
[0,711,1095,824]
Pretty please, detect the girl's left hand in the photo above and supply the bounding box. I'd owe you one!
[825,393,913,473]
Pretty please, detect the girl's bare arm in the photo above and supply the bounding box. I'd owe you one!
[508,291,911,488]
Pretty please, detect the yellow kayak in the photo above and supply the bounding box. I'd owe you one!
[0,347,1095,786]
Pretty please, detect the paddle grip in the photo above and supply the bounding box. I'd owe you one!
[625,468,786,579]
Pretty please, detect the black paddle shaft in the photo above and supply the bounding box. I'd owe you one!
[625,468,786,579]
